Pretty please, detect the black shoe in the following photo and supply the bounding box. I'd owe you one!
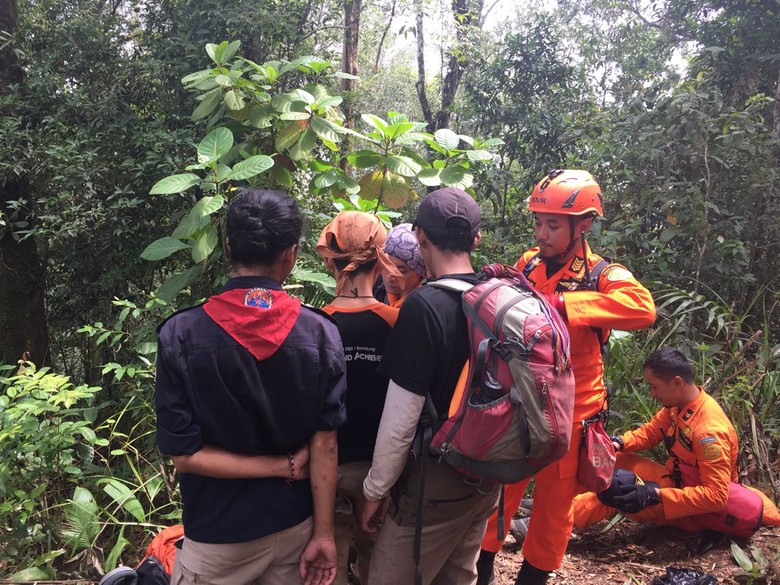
[693,529,729,555]
[514,559,550,585]
[476,549,497,585]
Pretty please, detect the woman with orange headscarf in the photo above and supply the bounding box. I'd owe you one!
[316,211,402,585]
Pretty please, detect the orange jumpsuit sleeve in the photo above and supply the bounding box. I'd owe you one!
[621,408,670,453]
[562,263,656,331]
[660,425,733,519]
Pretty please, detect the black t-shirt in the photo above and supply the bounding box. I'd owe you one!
[323,303,398,463]
[378,273,476,416]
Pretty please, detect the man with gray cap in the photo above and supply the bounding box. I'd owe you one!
[358,188,499,585]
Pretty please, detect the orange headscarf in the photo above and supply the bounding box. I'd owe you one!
[316,211,403,295]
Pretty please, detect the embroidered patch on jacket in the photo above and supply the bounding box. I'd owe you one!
[244,288,273,309]
[699,436,717,445]
[604,266,633,282]
[569,257,584,273]
[678,430,693,452]
[682,408,694,421]
[702,444,722,460]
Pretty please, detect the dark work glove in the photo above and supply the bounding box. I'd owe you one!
[609,480,661,513]
[611,434,624,451]
[597,469,638,505]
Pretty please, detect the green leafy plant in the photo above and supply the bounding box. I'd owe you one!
[731,542,780,584]
[0,362,102,577]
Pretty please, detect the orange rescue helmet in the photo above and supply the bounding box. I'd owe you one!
[528,169,603,217]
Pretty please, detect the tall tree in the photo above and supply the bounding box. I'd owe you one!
[0,0,49,366]
[416,0,485,130]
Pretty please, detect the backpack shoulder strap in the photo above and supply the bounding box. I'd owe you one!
[586,257,611,291]
[521,252,541,280]
[426,278,474,293]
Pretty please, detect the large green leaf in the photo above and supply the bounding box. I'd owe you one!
[149,173,200,195]
[346,150,383,169]
[416,168,442,186]
[730,543,754,571]
[141,237,190,261]
[156,266,202,303]
[435,128,460,151]
[386,155,422,177]
[384,122,417,141]
[336,174,361,195]
[440,165,474,189]
[192,224,218,263]
[100,478,146,523]
[191,194,225,219]
[288,128,318,161]
[229,155,274,180]
[192,90,223,121]
[314,170,338,189]
[311,117,341,143]
[288,88,316,105]
[223,89,245,110]
[361,114,388,136]
[59,486,99,548]
[276,122,306,152]
[313,95,343,110]
[197,127,234,164]
[466,149,494,162]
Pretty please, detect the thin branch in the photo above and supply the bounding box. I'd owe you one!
[415,0,434,129]
[372,0,397,74]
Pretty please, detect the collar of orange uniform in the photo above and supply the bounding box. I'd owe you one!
[674,386,706,422]
[530,240,599,291]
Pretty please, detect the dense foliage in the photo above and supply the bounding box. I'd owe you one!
[1,0,778,580]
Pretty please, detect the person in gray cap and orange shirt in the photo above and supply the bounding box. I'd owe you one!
[358,187,499,585]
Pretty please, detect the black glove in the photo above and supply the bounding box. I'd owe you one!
[597,469,637,505]
[611,434,624,452]
[598,469,660,513]
[609,480,661,513]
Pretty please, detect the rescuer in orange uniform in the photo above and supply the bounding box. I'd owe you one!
[572,348,780,539]
[476,169,657,585]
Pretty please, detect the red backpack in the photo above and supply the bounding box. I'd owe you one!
[426,264,575,483]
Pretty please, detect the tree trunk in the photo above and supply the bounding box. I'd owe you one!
[0,0,50,366]
[415,0,434,130]
[341,0,361,126]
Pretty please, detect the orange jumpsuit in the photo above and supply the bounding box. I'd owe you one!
[573,388,780,529]
[481,244,656,572]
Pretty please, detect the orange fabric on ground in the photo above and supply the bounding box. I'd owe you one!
[480,243,656,571]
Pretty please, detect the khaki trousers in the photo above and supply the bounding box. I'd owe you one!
[334,460,379,585]
[369,458,499,585]
[171,517,312,585]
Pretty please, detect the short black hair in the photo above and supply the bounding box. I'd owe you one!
[417,218,474,253]
[643,348,695,383]
[226,189,303,266]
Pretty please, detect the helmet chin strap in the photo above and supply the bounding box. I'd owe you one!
[581,229,590,283]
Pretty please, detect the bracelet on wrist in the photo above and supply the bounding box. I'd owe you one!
[286,452,295,485]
